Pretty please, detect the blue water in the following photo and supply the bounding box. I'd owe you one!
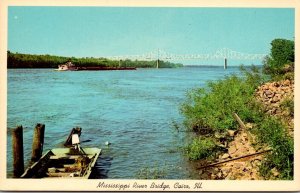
[7,67,241,179]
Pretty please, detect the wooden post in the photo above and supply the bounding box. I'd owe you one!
[233,113,246,130]
[156,59,159,69]
[31,123,45,162]
[12,126,24,178]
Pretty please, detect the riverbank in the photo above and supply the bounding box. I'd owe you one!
[205,77,294,180]
[181,66,294,180]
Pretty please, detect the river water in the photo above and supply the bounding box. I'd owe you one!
[7,66,241,179]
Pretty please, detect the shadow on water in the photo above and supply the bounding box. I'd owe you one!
[90,153,113,179]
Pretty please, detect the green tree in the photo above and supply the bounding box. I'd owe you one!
[263,38,294,77]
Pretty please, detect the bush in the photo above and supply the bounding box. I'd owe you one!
[253,117,294,179]
[186,137,217,160]
[263,39,294,78]
[181,66,264,134]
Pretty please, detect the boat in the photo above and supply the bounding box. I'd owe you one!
[55,61,79,71]
[21,133,101,179]
[55,61,136,71]
[21,147,101,179]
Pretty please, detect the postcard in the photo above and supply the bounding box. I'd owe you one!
[0,0,299,191]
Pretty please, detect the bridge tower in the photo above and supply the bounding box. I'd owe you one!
[224,58,227,69]
[156,48,159,69]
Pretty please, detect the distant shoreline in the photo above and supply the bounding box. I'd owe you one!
[7,51,183,69]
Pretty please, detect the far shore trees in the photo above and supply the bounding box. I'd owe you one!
[7,51,183,69]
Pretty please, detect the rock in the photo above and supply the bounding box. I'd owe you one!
[199,170,203,175]
[211,174,216,179]
[245,123,253,129]
[228,130,236,137]
[271,167,280,177]
[284,79,290,86]
[233,162,245,170]
[272,97,280,103]
[264,90,272,96]
[217,172,222,178]
[225,175,232,180]
[274,82,279,87]
[213,167,220,173]
[201,173,209,179]
[275,93,282,98]
[248,149,256,154]
[221,153,230,159]
[228,146,237,155]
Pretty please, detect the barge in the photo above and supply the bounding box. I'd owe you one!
[55,61,136,71]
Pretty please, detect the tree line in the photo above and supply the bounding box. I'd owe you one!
[7,51,183,69]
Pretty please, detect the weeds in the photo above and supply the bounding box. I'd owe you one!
[253,116,294,179]
[281,98,294,116]
[185,137,217,160]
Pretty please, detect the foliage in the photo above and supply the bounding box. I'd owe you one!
[7,51,183,69]
[263,39,294,77]
[280,98,294,116]
[181,65,264,134]
[252,116,294,179]
[185,137,217,160]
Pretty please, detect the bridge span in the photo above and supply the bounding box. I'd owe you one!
[105,48,267,69]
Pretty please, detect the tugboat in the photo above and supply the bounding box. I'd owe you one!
[55,61,78,71]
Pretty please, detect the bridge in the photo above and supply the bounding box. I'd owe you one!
[106,48,267,69]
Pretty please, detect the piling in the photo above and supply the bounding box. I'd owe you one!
[156,59,159,69]
[31,123,45,162]
[12,126,24,178]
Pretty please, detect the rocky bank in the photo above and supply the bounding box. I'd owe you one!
[198,79,294,180]
[255,79,294,137]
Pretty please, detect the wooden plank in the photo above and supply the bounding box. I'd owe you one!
[50,155,80,160]
[46,172,74,177]
[48,168,66,173]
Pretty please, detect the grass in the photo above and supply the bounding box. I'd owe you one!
[181,65,294,180]
[281,98,294,116]
[185,137,217,160]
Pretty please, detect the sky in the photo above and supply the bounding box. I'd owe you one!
[8,7,294,65]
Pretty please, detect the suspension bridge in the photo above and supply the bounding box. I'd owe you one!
[106,48,267,69]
